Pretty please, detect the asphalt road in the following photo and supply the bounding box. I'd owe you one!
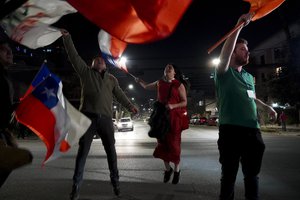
[1,122,300,200]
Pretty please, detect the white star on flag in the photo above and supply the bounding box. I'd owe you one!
[42,87,56,99]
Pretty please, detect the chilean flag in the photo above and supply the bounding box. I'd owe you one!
[1,0,77,49]
[67,0,192,44]
[98,30,128,73]
[15,64,91,165]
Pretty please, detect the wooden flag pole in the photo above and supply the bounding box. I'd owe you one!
[207,21,245,54]
[127,72,137,79]
[207,12,255,54]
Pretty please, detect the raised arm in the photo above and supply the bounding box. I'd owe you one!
[61,29,88,75]
[135,77,157,90]
[217,13,252,74]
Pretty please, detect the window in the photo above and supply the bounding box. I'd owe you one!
[260,55,265,65]
[274,48,281,59]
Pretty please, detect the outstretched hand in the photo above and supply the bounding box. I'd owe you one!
[238,13,252,27]
[135,77,140,83]
[60,29,69,36]
[131,106,138,114]
[268,106,278,122]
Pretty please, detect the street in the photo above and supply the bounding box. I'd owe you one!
[1,121,300,200]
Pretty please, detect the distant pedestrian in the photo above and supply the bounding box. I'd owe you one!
[214,13,277,200]
[135,63,189,184]
[279,111,287,131]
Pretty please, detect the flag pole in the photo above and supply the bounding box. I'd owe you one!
[207,21,244,54]
[22,60,49,98]
[207,12,254,54]
[127,72,137,79]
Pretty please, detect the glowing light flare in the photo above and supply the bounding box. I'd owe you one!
[212,58,220,66]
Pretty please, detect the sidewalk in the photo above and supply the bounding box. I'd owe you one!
[261,124,300,136]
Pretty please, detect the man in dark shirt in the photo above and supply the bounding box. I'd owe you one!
[61,29,138,200]
[0,33,32,188]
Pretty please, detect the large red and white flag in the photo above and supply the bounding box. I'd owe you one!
[244,0,285,21]
[1,0,76,49]
[98,30,128,72]
[15,63,91,165]
[208,0,286,54]
[67,0,192,44]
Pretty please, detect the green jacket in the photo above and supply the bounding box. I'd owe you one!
[215,67,259,129]
[63,35,134,118]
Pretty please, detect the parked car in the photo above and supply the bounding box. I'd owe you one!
[190,117,199,124]
[144,117,150,123]
[198,117,208,125]
[190,117,207,125]
[207,117,219,126]
[117,117,134,131]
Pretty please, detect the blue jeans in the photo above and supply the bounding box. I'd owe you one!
[218,125,265,200]
[72,112,119,187]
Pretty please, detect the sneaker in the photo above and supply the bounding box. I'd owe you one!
[163,167,173,183]
[172,171,181,184]
[70,184,79,200]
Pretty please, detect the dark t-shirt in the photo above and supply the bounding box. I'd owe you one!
[0,66,13,129]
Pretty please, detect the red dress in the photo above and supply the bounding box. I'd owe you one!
[153,79,183,164]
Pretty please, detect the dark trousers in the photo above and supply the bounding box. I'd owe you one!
[0,170,11,188]
[72,113,119,187]
[217,125,265,200]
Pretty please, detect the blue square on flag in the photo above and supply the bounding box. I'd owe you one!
[32,76,59,109]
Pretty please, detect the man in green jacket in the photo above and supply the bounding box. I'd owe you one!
[61,29,138,200]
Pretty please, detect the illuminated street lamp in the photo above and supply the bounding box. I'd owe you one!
[120,56,127,64]
[128,84,133,90]
[209,58,220,79]
[212,58,220,66]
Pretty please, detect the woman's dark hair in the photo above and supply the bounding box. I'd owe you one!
[171,64,190,94]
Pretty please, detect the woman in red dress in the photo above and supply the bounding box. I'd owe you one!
[135,63,188,184]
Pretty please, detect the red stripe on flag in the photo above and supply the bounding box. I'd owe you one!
[15,95,56,163]
[60,140,71,152]
[67,0,192,43]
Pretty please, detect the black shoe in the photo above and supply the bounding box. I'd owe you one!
[70,184,79,200]
[172,171,181,184]
[113,184,121,196]
[163,167,173,183]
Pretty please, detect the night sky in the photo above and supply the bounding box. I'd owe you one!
[52,0,300,103]
[55,0,299,65]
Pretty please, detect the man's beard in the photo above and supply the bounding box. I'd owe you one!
[235,55,249,66]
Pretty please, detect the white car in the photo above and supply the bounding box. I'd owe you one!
[117,117,134,131]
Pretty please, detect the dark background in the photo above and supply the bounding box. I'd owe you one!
[53,0,299,67]
[6,0,300,106]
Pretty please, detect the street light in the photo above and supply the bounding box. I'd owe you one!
[128,84,133,90]
[212,58,220,66]
[120,56,127,64]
